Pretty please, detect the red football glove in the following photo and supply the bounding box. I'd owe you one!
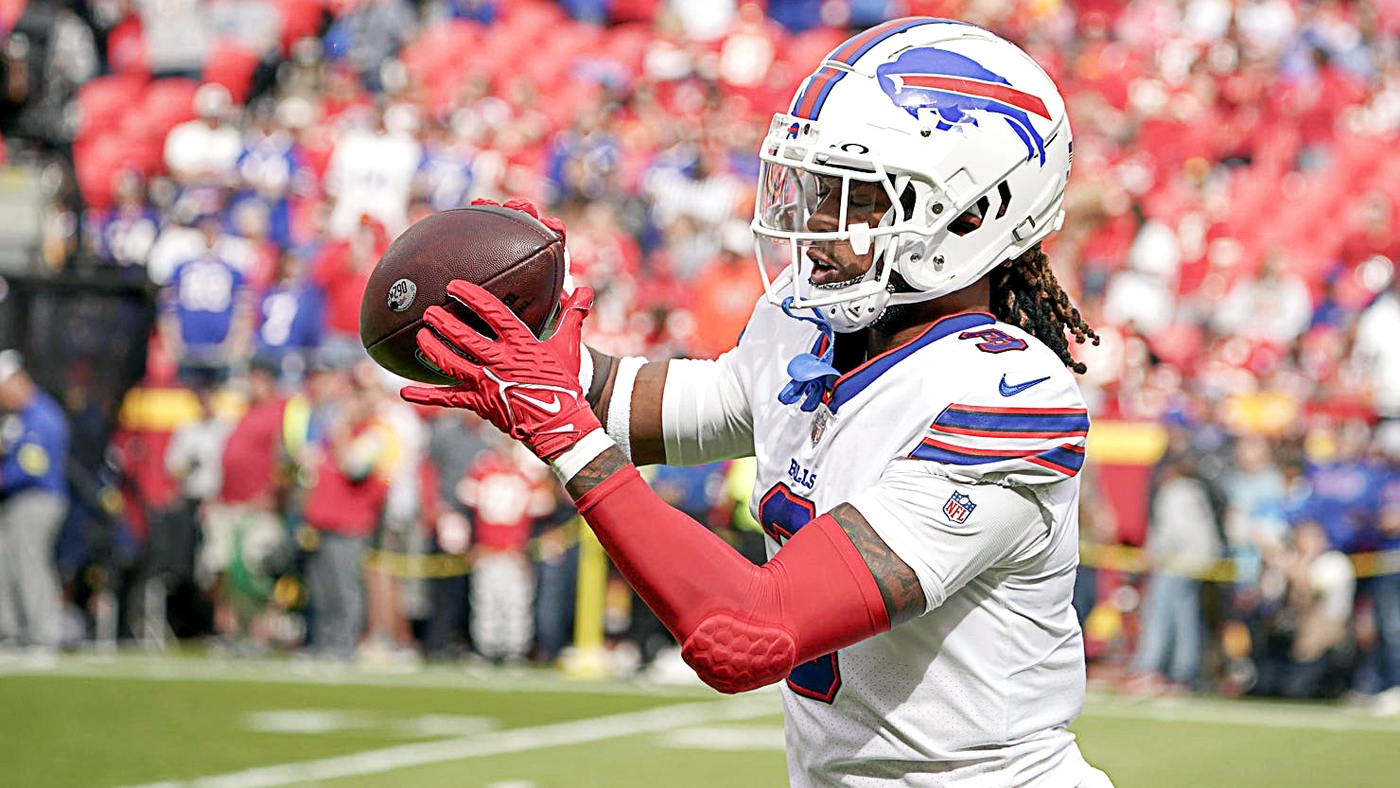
[401,280,599,461]
[470,197,567,243]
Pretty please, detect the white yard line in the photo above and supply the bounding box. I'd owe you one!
[113,694,779,788]
[0,653,712,697]
[1081,693,1400,734]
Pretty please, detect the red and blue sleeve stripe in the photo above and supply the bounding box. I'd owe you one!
[910,437,1086,476]
[930,405,1090,439]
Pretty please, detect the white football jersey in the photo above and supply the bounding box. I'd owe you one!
[717,293,1094,787]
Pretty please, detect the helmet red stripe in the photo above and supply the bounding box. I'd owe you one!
[891,75,1050,118]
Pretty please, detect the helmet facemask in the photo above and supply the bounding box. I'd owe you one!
[752,133,964,333]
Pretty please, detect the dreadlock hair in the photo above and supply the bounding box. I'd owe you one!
[990,243,1099,374]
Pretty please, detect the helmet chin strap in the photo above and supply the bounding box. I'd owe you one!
[821,287,891,333]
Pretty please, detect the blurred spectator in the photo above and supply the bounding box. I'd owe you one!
[311,213,390,353]
[414,119,474,213]
[209,0,283,60]
[422,410,491,659]
[138,0,213,77]
[1293,420,1375,553]
[160,213,255,385]
[1128,452,1224,693]
[87,170,159,275]
[235,100,306,249]
[282,352,349,521]
[458,440,552,664]
[688,223,763,358]
[0,350,70,655]
[202,357,288,643]
[302,368,392,660]
[324,105,422,236]
[324,0,418,90]
[1253,521,1356,699]
[253,250,324,380]
[1212,249,1314,346]
[1374,445,1400,714]
[532,483,578,663]
[0,0,98,145]
[1353,271,1400,422]
[1100,218,1179,338]
[164,83,243,189]
[361,377,427,667]
[147,198,260,286]
[163,379,232,555]
[1223,435,1289,594]
[153,377,232,630]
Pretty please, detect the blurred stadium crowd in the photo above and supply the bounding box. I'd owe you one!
[2,0,1400,708]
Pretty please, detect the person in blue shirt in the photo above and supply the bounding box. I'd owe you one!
[254,251,325,382]
[0,350,70,653]
[1291,421,1379,553]
[89,170,160,278]
[1371,445,1400,712]
[161,214,254,386]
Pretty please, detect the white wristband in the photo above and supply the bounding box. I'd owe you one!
[551,428,615,484]
[578,340,594,393]
[606,356,645,463]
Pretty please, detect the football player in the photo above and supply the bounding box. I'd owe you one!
[405,18,1111,788]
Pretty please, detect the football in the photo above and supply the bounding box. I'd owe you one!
[359,205,567,385]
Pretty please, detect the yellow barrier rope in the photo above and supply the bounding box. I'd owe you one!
[1077,543,1400,581]
[357,520,1400,582]
[360,518,583,579]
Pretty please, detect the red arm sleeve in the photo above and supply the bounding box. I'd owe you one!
[575,466,891,693]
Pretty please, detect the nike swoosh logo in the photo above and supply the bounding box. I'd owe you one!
[540,424,576,435]
[514,392,562,414]
[999,374,1050,397]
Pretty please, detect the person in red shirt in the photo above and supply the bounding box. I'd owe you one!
[202,357,290,641]
[689,239,765,359]
[311,214,391,347]
[302,367,392,660]
[456,439,554,663]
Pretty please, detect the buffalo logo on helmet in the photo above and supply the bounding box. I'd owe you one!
[874,47,1050,165]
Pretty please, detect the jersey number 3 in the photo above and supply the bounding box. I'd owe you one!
[759,483,842,704]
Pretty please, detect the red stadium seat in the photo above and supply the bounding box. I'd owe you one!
[202,39,260,105]
[268,0,325,55]
[76,74,148,143]
[401,20,482,86]
[138,79,201,142]
[599,23,653,76]
[782,26,847,71]
[498,0,567,29]
[74,134,134,210]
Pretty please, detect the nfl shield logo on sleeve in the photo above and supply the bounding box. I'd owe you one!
[943,491,976,524]
[810,403,832,446]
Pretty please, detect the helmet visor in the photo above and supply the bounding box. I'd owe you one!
[755,160,898,237]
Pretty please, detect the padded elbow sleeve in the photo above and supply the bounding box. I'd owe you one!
[576,468,890,693]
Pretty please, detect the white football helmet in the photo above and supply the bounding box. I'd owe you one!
[752,18,1072,332]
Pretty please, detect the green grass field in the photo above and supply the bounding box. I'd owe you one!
[2,655,1396,788]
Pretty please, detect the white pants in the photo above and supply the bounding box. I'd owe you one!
[0,490,67,649]
[470,551,533,661]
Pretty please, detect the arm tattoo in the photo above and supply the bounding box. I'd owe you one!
[564,445,631,500]
[828,503,925,626]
